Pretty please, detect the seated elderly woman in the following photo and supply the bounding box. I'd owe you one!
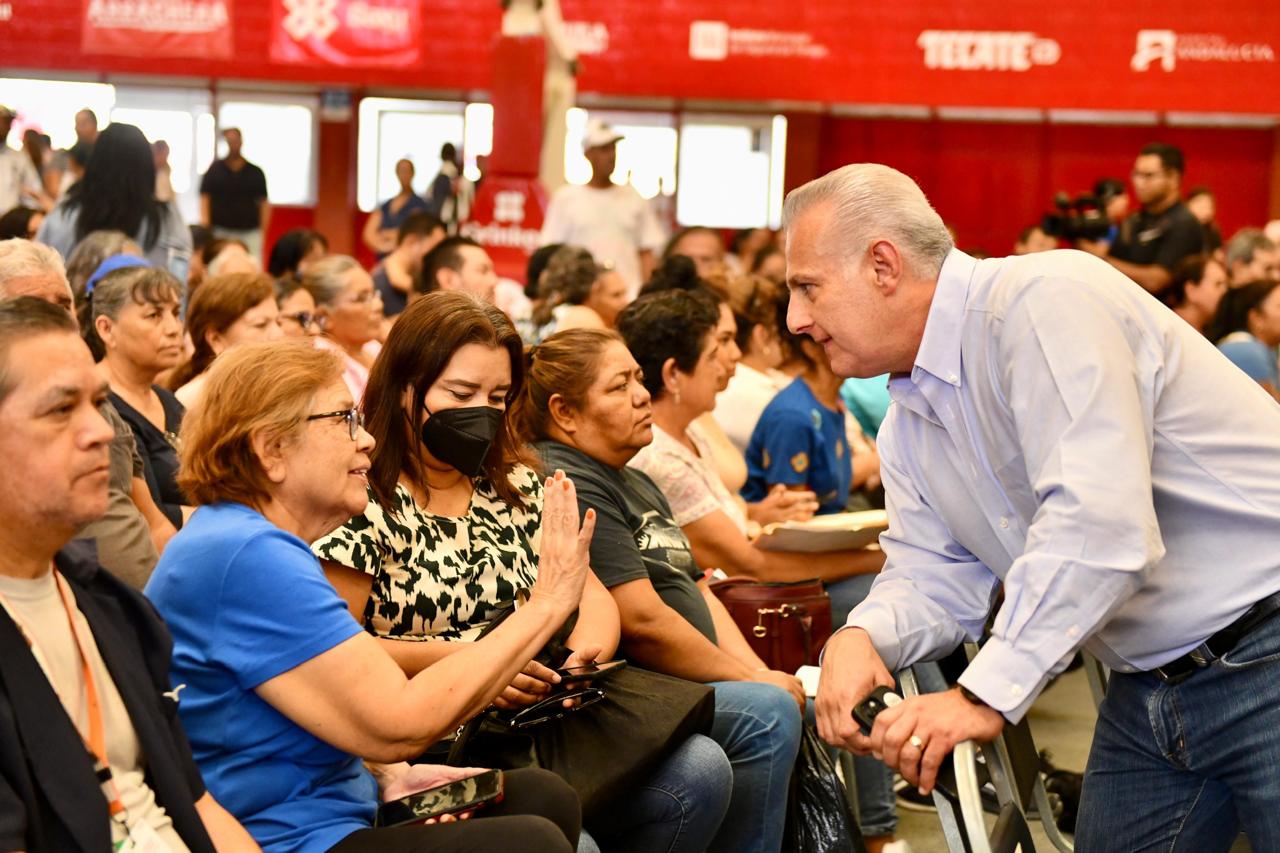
[167,272,283,408]
[711,275,790,454]
[304,255,385,402]
[617,290,901,852]
[87,257,191,529]
[313,291,731,852]
[145,340,589,853]
[642,258,816,530]
[516,328,806,853]
[276,276,322,339]
[522,246,630,343]
[619,289,885,589]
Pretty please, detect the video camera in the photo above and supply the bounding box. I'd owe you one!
[1042,193,1112,242]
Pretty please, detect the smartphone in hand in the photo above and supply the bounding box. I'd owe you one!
[376,770,504,827]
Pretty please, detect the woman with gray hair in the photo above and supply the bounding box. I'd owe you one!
[87,258,190,530]
[65,230,144,333]
[303,254,384,402]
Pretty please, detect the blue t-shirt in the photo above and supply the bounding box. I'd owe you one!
[145,503,374,853]
[840,375,892,439]
[1218,333,1279,387]
[741,377,852,515]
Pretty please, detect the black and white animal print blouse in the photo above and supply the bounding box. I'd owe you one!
[313,466,542,642]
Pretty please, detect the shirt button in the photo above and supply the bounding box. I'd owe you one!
[999,517,1010,529]
[1010,685,1024,697]
[948,373,959,383]
[1066,625,1080,639]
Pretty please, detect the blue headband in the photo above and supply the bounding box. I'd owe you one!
[86,254,152,295]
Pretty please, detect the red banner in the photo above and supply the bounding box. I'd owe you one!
[270,0,422,69]
[81,0,233,59]
[5,1,1279,114]
[462,176,549,283]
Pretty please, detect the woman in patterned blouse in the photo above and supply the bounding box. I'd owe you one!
[315,291,733,853]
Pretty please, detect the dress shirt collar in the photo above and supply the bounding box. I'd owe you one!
[912,248,978,389]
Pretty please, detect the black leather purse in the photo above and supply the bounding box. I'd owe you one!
[445,602,716,819]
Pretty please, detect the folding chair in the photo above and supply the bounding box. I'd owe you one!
[898,645,1074,853]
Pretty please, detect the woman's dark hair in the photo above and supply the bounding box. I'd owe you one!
[720,274,785,352]
[750,244,782,274]
[267,228,329,279]
[662,225,721,260]
[513,328,623,444]
[84,266,183,362]
[167,272,277,390]
[1207,280,1280,344]
[524,242,564,300]
[533,246,599,326]
[63,123,166,251]
[1158,255,1215,309]
[0,206,40,240]
[363,291,532,515]
[616,290,719,401]
[641,253,723,304]
[775,288,819,371]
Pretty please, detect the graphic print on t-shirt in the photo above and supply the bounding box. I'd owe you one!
[633,509,699,578]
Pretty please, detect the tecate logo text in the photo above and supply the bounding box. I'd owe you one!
[918,30,1061,71]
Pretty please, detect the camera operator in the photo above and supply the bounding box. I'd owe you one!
[1077,143,1204,295]
[794,163,1280,851]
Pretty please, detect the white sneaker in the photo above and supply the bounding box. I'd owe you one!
[881,841,914,853]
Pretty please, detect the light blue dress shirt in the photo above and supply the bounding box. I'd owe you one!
[846,248,1280,722]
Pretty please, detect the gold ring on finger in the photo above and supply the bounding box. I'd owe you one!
[909,735,925,750]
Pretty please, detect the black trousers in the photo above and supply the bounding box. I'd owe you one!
[328,768,580,853]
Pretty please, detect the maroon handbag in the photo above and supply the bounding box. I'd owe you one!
[709,577,832,673]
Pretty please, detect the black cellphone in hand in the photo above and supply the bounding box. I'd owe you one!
[375,770,505,828]
[555,660,628,683]
[853,686,904,735]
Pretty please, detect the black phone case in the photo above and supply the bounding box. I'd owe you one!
[853,686,900,735]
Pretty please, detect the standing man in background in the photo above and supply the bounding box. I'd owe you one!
[540,119,665,298]
[200,127,269,262]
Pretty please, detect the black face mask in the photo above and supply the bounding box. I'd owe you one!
[421,405,505,478]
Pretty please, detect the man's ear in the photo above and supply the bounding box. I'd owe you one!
[869,239,905,296]
[546,392,577,435]
[250,427,290,485]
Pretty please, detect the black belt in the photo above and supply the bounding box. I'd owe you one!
[1153,590,1280,684]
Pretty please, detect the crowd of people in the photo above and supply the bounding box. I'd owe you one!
[1,102,1279,853]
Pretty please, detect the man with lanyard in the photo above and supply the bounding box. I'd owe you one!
[793,164,1280,850]
[0,296,258,852]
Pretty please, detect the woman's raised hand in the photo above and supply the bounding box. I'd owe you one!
[529,470,597,618]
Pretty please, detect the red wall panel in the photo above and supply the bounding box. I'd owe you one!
[815,117,1275,256]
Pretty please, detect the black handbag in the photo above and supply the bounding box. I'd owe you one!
[447,665,715,819]
[444,601,716,819]
[783,724,867,853]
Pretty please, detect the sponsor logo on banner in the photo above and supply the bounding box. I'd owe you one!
[1131,30,1276,72]
[271,0,420,68]
[564,21,609,56]
[82,0,233,58]
[689,20,828,61]
[917,30,1061,71]
[463,176,548,281]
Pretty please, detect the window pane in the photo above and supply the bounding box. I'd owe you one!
[0,79,115,151]
[356,97,465,212]
[110,108,199,212]
[217,100,315,206]
[677,122,774,228]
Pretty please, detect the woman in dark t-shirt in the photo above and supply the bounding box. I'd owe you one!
[86,259,190,528]
[516,327,804,853]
